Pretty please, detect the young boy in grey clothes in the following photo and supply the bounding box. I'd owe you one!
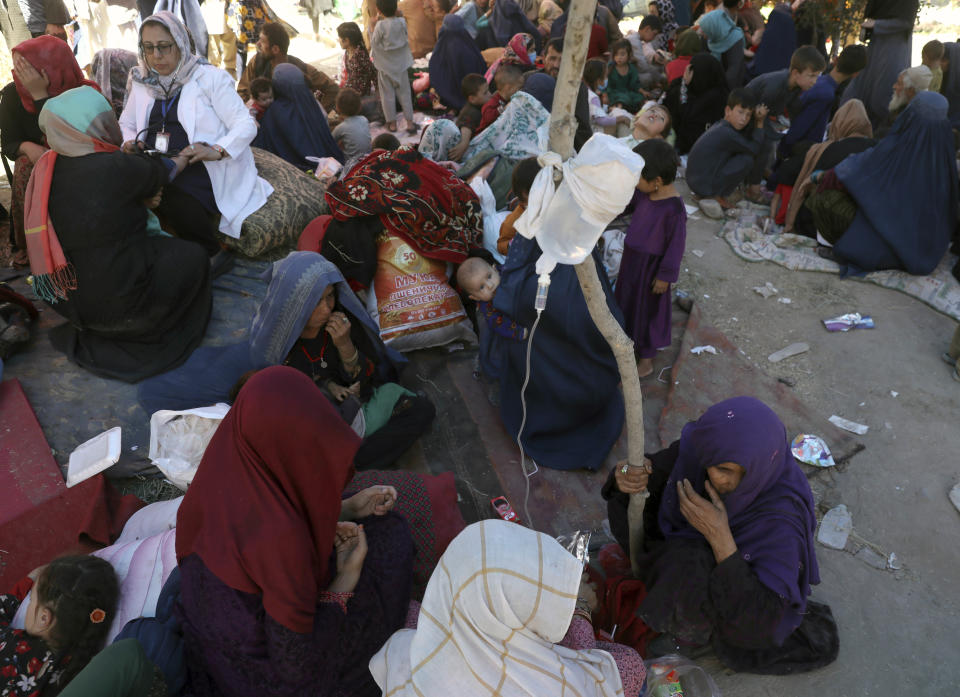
[370,0,417,134]
[332,88,372,163]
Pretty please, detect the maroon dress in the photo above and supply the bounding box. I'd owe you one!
[614,191,687,359]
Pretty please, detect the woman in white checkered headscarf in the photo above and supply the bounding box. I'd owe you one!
[370,519,632,697]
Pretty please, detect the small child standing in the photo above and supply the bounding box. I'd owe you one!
[246,77,274,121]
[337,22,377,97]
[615,139,687,378]
[584,58,631,134]
[497,157,540,255]
[607,39,646,112]
[477,64,525,133]
[1,555,119,697]
[370,0,417,134]
[922,40,944,93]
[333,88,372,162]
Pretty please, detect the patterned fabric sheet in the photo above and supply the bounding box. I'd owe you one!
[721,213,960,322]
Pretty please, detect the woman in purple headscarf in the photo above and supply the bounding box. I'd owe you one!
[600,397,839,674]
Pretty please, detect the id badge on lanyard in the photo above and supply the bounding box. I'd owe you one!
[155,95,177,154]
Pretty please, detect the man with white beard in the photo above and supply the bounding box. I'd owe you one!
[884,65,933,128]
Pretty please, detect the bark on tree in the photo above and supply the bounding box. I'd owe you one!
[549,0,649,576]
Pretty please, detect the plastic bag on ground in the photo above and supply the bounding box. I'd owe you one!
[148,404,231,491]
[643,655,721,697]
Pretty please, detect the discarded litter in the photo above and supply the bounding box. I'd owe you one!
[703,294,710,299]
[691,249,704,258]
[856,547,887,570]
[66,427,122,488]
[890,390,899,398]
[768,342,809,363]
[829,415,869,435]
[752,281,778,298]
[817,504,852,550]
[822,313,875,332]
[777,297,792,304]
[690,345,718,355]
[887,553,902,570]
[949,483,960,514]
[791,434,835,468]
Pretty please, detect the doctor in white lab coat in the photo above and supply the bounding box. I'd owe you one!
[120,10,272,247]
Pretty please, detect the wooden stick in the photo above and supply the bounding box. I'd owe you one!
[549,0,648,576]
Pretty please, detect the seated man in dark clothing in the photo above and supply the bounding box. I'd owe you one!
[237,23,339,111]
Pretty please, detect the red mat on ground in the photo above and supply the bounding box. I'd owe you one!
[0,380,144,591]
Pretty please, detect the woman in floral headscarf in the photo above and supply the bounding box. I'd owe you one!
[0,36,99,266]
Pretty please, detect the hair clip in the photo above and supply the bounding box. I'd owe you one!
[89,608,106,624]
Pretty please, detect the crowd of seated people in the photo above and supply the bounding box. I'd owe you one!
[4,0,960,694]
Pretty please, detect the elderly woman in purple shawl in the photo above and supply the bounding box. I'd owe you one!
[601,397,839,674]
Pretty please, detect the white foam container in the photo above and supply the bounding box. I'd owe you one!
[66,427,122,487]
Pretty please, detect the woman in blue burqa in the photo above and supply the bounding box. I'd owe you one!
[429,13,487,111]
[491,233,624,471]
[744,3,797,82]
[252,62,343,169]
[138,251,435,469]
[476,0,540,52]
[806,91,958,276]
[839,0,919,127]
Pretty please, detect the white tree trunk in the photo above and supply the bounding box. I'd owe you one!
[549,0,648,576]
[0,0,32,53]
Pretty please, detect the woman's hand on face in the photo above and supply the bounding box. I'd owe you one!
[614,458,651,494]
[676,479,732,544]
[334,521,368,574]
[325,311,353,349]
[13,54,50,101]
[345,486,398,520]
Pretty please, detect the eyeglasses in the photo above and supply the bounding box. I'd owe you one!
[140,42,176,56]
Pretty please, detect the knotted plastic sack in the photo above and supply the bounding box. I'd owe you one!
[514,134,644,275]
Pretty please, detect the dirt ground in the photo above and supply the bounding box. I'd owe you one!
[670,177,960,696]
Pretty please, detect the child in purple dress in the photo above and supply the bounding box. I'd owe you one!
[615,139,687,377]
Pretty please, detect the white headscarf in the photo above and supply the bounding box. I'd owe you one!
[130,10,208,101]
[370,520,624,697]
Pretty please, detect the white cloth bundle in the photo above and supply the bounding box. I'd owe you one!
[515,133,645,275]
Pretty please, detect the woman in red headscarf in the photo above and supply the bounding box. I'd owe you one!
[175,366,416,697]
[0,36,98,266]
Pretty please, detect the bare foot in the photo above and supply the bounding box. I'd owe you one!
[387,122,397,132]
[637,357,654,378]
